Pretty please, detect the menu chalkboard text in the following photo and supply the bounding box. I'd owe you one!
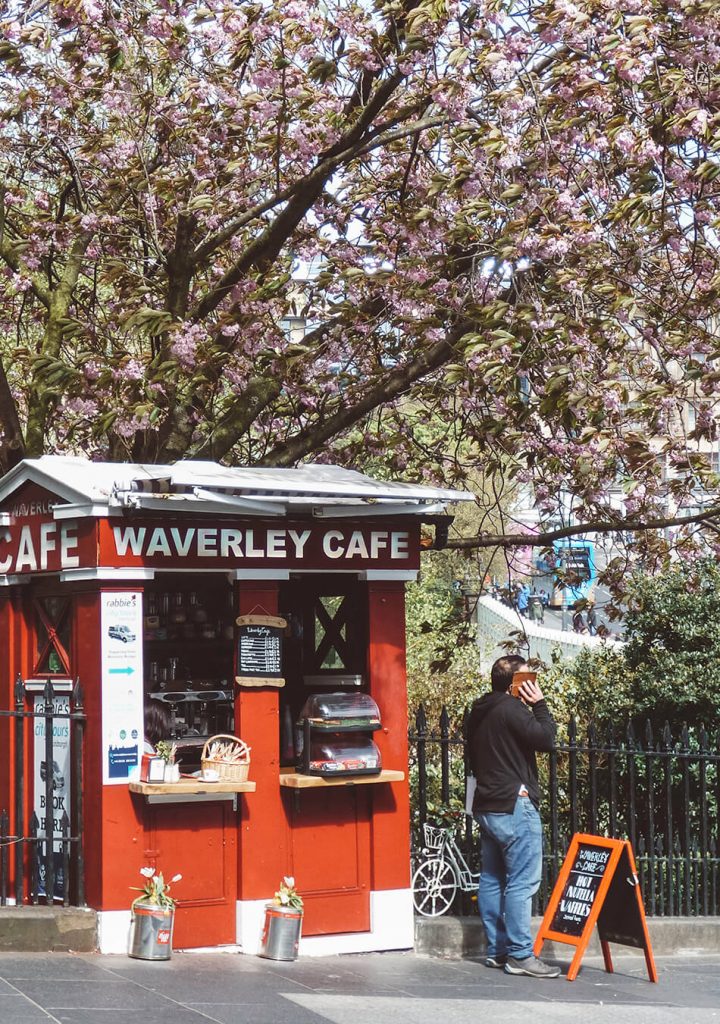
[235,614,287,688]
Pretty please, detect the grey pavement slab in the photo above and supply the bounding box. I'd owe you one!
[0,951,715,1024]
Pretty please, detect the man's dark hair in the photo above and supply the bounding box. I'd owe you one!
[490,654,526,693]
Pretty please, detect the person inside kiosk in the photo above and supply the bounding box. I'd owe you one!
[144,702,171,755]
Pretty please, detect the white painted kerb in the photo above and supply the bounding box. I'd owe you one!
[98,910,132,954]
[97,888,414,956]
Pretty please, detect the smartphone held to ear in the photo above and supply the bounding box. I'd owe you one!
[510,671,537,698]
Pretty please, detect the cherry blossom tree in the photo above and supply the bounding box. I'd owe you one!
[1,0,720,558]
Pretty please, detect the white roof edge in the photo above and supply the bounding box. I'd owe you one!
[0,458,100,507]
[0,456,475,513]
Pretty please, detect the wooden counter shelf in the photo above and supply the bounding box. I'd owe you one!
[279,768,404,789]
[129,779,256,805]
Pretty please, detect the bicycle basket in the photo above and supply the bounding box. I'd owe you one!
[422,824,446,850]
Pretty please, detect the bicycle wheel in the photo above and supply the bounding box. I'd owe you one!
[412,857,458,917]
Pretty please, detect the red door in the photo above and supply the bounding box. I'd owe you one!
[286,786,371,935]
[145,800,237,948]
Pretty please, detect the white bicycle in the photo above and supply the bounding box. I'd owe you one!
[412,823,480,917]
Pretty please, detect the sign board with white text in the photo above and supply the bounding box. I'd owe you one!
[0,481,421,576]
[535,833,657,983]
[98,520,419,571]
[235,614,287,688]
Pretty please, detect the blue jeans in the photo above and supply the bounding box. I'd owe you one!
[475,797,543,960]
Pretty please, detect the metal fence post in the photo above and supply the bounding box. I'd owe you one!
[415,705,428,828]
[0,809,8,906]
[626,722,637,853]
[568,716,578,837]
[43,679,55,905]
[72,678,86,907]
[699,724,709,917]
[14,673,24,906]
[662,722,674,916]
[439,706,450,807]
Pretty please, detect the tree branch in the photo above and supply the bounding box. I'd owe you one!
[445,506,720,550]
[165,210,198,319]
[258,326,471,466]
[25,229,94,454]
[191,92,435,267]
[0,236,52,309]
[185,377,284,462]
[0,355,26,469]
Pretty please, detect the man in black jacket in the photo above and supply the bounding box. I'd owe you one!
[467,655,559,978]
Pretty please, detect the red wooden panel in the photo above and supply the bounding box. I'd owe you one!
[367,582,411,891]
[286,787,371,936]
[235,584,289,901]
[146,801,237,948]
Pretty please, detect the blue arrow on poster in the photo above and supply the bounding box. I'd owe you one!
[109,666,135,675]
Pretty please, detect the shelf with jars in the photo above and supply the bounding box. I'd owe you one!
[144,587,234,643]
[143,580,235,741]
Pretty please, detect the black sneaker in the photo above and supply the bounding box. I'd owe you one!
[504,955,560,978]
[484,955,507,969]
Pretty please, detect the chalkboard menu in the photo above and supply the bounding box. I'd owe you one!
[235,614,287,688]
[550,841,612,936]
[535,833,657,983]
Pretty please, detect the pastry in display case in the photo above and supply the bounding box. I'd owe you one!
[302,734,382,777]
[296,692,383,777]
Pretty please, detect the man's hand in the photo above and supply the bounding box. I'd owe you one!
[519,679,545,705]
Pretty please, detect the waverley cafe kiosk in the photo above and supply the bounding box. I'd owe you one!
[0,456,470,954]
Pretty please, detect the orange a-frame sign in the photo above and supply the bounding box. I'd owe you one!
[534,833,657,983]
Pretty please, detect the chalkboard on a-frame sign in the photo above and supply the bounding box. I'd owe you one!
[535,833,657,982]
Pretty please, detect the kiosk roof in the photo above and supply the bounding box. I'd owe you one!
[0,456,473,519]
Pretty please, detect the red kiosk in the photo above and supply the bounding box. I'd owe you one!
[0,456,468,954]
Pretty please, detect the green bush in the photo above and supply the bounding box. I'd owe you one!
[542,559,720,734]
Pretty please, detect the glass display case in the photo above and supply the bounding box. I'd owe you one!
[296,692,383,777]
[297,692,381,731]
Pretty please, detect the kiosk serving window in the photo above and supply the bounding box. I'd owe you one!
[279,579,368,767]
[143,576,234,751]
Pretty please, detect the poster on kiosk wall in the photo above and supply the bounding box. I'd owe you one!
[101,592,144,785]
[33,694,71,900]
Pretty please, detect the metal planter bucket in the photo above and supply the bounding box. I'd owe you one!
[258,903,303,961]
[128,901,175,960]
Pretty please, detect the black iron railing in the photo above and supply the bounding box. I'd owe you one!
[0,676,86,907]
[410,707,720,916]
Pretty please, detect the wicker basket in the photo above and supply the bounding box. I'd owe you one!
[201,734,251,783]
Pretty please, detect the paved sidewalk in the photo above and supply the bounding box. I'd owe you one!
[0,950,717,1024]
